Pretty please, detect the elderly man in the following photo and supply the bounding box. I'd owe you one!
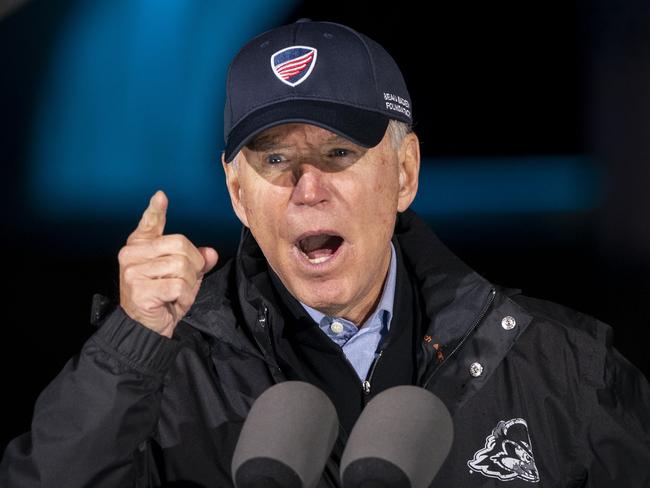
[2,19,649,487]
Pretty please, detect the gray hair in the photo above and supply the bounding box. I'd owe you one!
[386,119,413,151]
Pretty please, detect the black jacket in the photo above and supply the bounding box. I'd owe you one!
[2,211,649,487]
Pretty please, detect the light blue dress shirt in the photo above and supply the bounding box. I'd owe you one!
[300,243,397,382]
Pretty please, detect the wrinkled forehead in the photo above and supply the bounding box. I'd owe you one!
[245,123,359,152]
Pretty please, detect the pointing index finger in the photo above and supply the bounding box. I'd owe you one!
[130,190,168,242]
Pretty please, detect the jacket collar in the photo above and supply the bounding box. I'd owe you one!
[394,210,497,344]
[392,211,534,411]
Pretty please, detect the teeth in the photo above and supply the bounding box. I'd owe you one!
[308,255,331,264]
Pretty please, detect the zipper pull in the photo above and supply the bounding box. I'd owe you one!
[257,305,268,329]
[362,350,384,396]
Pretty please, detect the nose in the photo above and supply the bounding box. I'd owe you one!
[291,163,329,207]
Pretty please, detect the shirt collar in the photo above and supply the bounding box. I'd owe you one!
[300,242,397,328]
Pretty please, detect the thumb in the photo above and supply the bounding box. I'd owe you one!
[198,247,219,274]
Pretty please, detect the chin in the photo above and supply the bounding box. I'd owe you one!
[291,278,349,312]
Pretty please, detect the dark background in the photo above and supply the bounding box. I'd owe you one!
[2,0,649,451]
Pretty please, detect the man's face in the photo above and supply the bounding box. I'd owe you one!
[223,123,419,324]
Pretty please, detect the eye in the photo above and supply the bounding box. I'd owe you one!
[330,148,351,158]
[265,153,285,165]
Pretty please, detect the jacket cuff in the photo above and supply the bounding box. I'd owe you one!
[92,306,182,376]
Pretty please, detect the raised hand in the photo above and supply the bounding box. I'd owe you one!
[118,191,219,338]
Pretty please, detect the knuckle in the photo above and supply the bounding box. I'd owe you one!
[180,234,197,256]
[157,255,185,280]
[168,234,188,253]
[166,279,185,298]
[118,245,131,264]
[169,254,189,273]
[161,278,178,299]
[156,234,177,254]
[150,236,163,254]
[164,235,200,266]
[122,264,137,283]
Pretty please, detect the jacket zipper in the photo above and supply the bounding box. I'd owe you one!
[362,349,384,397]
[423,288,496,389]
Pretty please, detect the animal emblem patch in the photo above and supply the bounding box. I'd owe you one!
[271,46,317,87]
[468,418,540,483]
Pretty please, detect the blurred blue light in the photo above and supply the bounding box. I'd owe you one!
[412,156,600,217]
[28,0,297,225]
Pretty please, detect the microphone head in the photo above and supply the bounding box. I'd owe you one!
[340,386,453,488]
[232,381,339,488]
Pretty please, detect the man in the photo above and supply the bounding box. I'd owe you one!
[2,19,649,487]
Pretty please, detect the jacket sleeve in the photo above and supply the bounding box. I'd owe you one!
[0,305,181,487]
[582,330,650,486]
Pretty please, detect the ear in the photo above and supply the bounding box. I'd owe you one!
[222,152,250,227]
[396,132,420,212]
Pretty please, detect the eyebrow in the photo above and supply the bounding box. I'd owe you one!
[246,134,282,152]
[324,133,351,143]
[245,132,353,152]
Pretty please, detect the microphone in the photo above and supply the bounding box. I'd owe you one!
[340,386,453,488]
[231,381,339,488]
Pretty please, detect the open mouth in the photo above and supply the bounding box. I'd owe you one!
[296,233,344,265]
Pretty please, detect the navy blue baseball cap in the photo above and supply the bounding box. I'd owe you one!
[223,20,412,162]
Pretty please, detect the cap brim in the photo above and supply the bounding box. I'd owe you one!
[224,100,389,162]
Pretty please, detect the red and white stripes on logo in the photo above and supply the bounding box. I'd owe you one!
[275,51,314,80]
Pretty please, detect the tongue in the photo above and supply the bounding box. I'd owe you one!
[300,235,342,260]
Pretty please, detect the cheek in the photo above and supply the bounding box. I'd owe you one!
[234,187,255,228]
[236,178,266,233]
[241,182,287,236]
[369,164,400,212]
[373,176,399,199]
[350,180,399,244]
[371,167,400,237]
[238,172,266,222]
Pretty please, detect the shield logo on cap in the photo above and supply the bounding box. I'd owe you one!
[271,46,318,87]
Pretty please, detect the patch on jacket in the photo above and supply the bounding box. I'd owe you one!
[468,418,540,483]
